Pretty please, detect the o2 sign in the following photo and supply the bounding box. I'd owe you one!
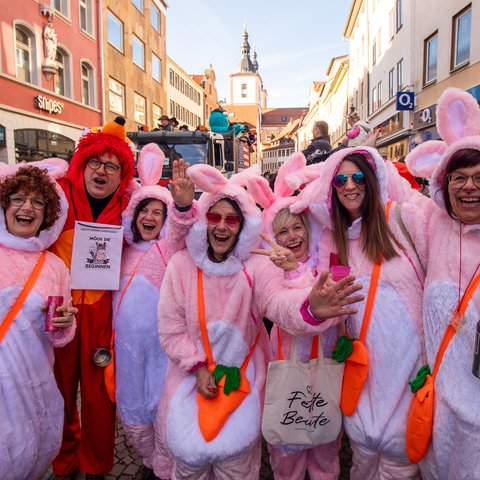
[396,91,415,111]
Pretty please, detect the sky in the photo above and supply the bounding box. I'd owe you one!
[166,0,352,108]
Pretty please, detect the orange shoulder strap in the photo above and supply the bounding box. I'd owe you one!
[432,270,480,380]
[197,268,258,370]
[357,201,392,343]
[0,251,46,343]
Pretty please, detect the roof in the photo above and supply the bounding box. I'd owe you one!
[261,107,306,127]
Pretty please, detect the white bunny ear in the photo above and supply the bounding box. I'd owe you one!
[274,152,307,197]
[246,175,276,209]
[187,164,227,193]
[437,88,480,144]
[23,158,69,179]
[405,140,447,178]
[137,143,165,186]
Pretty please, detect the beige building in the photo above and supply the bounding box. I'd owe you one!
[103,0,167,131]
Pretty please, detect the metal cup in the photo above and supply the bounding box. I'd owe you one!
[91,347,112,367]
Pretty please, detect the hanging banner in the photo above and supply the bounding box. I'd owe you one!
[70,221,124,290]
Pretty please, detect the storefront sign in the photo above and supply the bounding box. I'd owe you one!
[34,95,64,114]
[396,91,415,111]
[0,125,5,148]
[413,105,437,130]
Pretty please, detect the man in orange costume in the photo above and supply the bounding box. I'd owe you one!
[51,117,135,480]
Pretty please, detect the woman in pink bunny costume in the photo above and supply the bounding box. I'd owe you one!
[290,145,425,479]
[0,160,76,480]
[113,144,196,479]
[248,153,345,479]
[402,87,480,480]
[156,163,364,480]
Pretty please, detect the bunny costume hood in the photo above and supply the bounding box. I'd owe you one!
[121,143,172,250]
[0,158,69,252]
[185,163,263,276]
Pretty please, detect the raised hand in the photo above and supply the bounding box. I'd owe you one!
[250,233,300,271]
[170,158,194,208]
[308,270,364,319]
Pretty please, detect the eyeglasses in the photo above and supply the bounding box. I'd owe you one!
[9,193,46,210]
[206,212,242,227]
[332,172,367,188]
[447,172,480,190]
[87,158,120,175]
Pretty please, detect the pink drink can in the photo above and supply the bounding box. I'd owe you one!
[45,295,63,333]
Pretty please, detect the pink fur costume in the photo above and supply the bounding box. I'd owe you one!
[403,87,480,480]
[156,164,330,480]
[0,159,76,480]
[291,146,425,480]
[113,144,197,478]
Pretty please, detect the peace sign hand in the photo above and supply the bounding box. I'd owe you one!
[250,233,300,272]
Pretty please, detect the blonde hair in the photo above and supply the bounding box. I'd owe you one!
[272,207,310,241]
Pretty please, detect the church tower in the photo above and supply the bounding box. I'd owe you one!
[230,26,265,107]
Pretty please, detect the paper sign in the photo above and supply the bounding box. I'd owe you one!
[70,221,123,290]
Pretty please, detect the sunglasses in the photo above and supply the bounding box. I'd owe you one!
[206,212,241,227]
[332,172,367,188]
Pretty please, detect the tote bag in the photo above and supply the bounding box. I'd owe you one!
[262,335,344,446]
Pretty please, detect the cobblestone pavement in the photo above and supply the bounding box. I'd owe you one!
[41,422,352,480]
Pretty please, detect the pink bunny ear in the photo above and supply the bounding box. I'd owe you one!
[437,88,480,144]
[0,158,69,179]
[246,175,276,209]
[405,140,447,178]
[274,152,307,197]
[137,143,165,186]
[229,163,261,187]
[285,163,323,191]
[187,164,227,193]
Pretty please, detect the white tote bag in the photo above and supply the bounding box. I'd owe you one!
[262,335,344,446]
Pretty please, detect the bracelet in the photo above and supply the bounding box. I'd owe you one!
[188,361,208,374]
[307,303,323,324]
[175,203,192,212]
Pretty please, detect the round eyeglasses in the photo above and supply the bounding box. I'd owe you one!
[447,172,480,190]
[206,212,241,227]
[9,193,46,210]
[87,158,120,175]
[332,172,367,188]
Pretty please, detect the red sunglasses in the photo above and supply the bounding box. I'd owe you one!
[206,212,241,227]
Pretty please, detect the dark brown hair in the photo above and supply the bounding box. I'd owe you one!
[442,148,480,219]
[0,165,61,232]
[131,197,166,243]
[331,153,400,264]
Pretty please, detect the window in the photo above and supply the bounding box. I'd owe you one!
[15,25,37,84]
[372,40,377,65]
[372,87,377,112]
[132,35,144,69]
[81,61,95,107]
[425,33,438,84]
[109,77,125,115]
[396,0,403,31]
[134,92,146,124]
[152,53,161,83]
[389,9,395,40]
[55,47,71,97]
[397,58,404,90]
[388,68,395,99]
[378,28,382,56]
[107,12,123,52]
[377,81,382,108]
[241,83,247,98]
[152,103,162,126]
[53,0,70,18]
[14,129,75,163]
[151,3,160,32]
[79,0,94,36]
[132,0,143,13]
[452,6,471,68]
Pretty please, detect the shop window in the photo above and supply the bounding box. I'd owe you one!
[14,129,75,163]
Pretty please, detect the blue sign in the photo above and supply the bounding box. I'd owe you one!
[396,91,415,111]
[0,125,5,148]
